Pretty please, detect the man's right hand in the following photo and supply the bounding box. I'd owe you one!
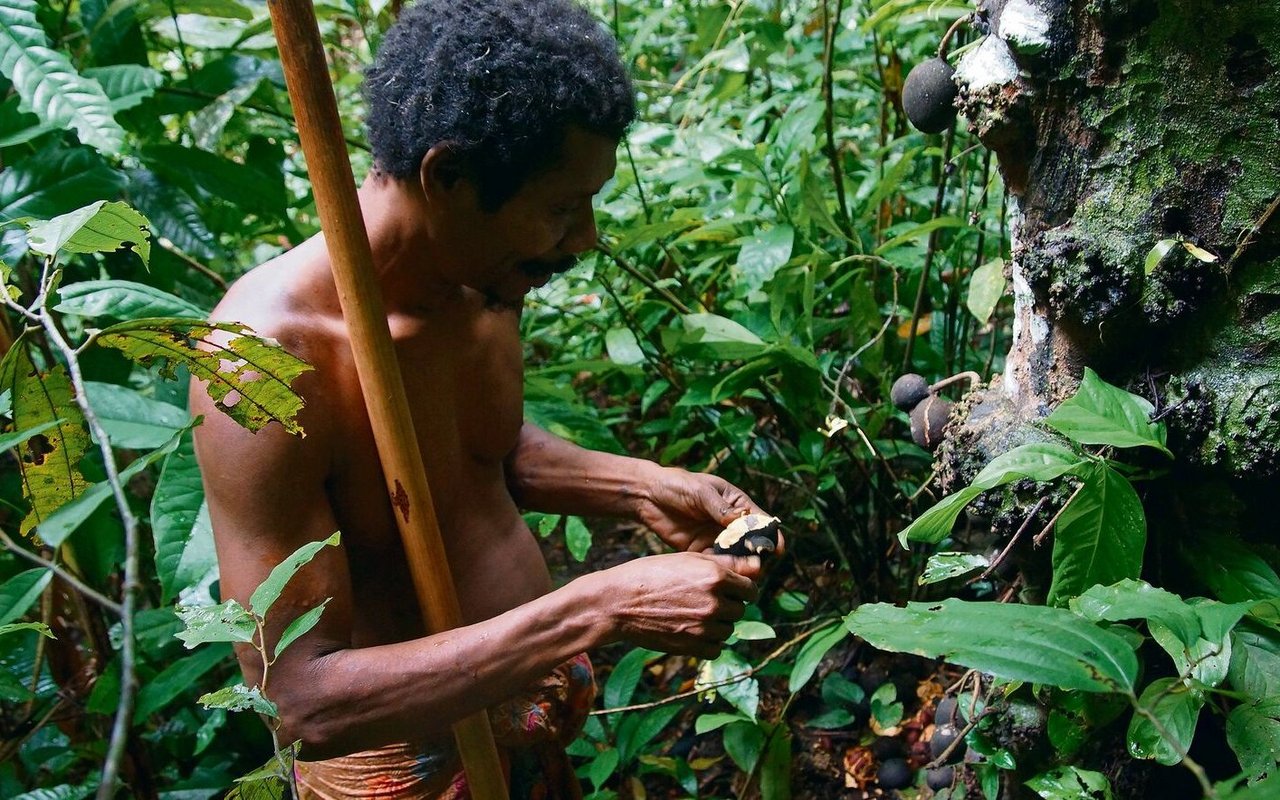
[590,552,760,659]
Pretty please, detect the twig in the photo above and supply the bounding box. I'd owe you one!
[596,241,693,314]
[902,126,957,370]
[930,371,981,394]
[936,14,972,60]
[590,625,826,716]
[820,0,853,246]
[26,262,142,800]
[1033,481,1086,547]
[1226,192,1280,270]
[0,530,122,616]
[1129,699,1217,799]
[967,497,1047,585]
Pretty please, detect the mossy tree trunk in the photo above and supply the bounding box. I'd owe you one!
[941,0,1279,561]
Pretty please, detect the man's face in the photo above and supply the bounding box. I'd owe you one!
[453,127,619,309]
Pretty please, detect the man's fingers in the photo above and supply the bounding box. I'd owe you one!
[704,554,762,595]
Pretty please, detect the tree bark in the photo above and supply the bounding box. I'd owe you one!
[940,0,1279,545]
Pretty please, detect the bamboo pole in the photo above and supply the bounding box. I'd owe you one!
[263,3,508,796]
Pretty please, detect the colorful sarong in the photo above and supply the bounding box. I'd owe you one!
[294,653,595,799]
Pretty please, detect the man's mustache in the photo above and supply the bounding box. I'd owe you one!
[519,256,577,278]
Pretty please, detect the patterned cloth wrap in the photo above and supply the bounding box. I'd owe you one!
[294,653,596,800]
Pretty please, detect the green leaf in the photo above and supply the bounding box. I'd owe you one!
[844,599,1138,693]
[1027,766,1114,799]
[901,442,1087,547]
[737,224,794,293]
[615,703,683,766]
[722,720,766,774]
[759,722,792,800]
[199,683,278,717]
[248,531,341,618]
[967,258,1006,324]
[0,621,53,638]
[125,169,224,262]
[1217,773,1280,799]
[1127,677,1203,766]
[274,599,330,659]
[920,552,991,585]
[0,145,124,225]
[0,419,64,454]
[38,425,186,547]
[1180,531,1280,604]
[1230,620,1280,699]
[1044,368,1171,455]
[699,649,759,719]
[604,327,645,366]
[0,339,91,537]
[1183,241,1219,263]
[1071,580,1204,649]
[141,143,286,218]
[0,567,52,625]
[175,599,255,648]
[1144,238,1177,275]
[1047,464,1147,606]
[874,215,966,254]
[151,431,217,604]
[94,318,312,435]
[11,779,99,800]
[26,200,150,265]
[1226,698,1280,784]
[564,516,592,562]
[870,682,904,729]
[584,748,619,791]
[695,712,749,735]
[56,279,208,320]
[788,622,849,693]
[84,381,189,449]
[0,0,125,153]
[133,642,231,721]
[83,64,164,112]
[674,313,767,361]
[733,620,776,641]
[603,647,660,710]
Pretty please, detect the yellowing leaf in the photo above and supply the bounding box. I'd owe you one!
[0,336,90,537]
[94,318,313,435]
[26,200,151,266]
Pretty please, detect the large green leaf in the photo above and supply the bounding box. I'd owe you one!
[140,143,286,218]
[736,224,794,293]
[83,64,164,112]
[151,431,218,604]
[900,442,1088,546]
[248,531,340,618]
[1227,698,1280,784]
[1026,766,1114,800]
[1047,463,1146,606]
[1229,620,1280,700]
[175,599,255,648]
[26,201,150,266]
[0,0,124,153]
[84,381,189,449]
[0,567,52,625]
[1044,368,1171,455]
[1071,580,1205,648]
[788,621,849,693]
[133,642,231,721]
[672,313,767,361]
[38,425,186,547]
[1126,677,1203,766]
[0,145,124,224]
[698,649,759,720]
[56,279,208,320]
[94,318,312,435]
[125,169,224,262]
[0,338,91,537]
[1180,531,1280,604]
[844,599,1138,693]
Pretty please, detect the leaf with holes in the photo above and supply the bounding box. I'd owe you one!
[25,201,150,266]
[93,318,312,435]
[0,337,90,537]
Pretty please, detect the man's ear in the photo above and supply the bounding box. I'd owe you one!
[418,143,468,203]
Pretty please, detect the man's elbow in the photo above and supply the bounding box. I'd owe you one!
[274,687,359,761]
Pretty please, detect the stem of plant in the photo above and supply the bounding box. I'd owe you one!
[28,264,141,800]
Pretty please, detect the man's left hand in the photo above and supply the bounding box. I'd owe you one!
[636,468,780,554]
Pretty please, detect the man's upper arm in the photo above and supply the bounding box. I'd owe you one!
[191,378,355,665]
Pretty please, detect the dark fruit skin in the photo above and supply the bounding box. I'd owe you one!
[930,723,961,762]
[891,373,931,411]
[927,766,955,791]
[872,735,906,760]
[877,757,913,790]
[712,513,780,556]
[910,394,953,450]
[934,696,958,726]
[904,57,959,134]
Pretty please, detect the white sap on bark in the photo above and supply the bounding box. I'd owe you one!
[998,0,1052,54]
[955,34,1018,90]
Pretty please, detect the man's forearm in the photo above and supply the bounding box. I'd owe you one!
[276,574,614,759]
[505,422,664,519]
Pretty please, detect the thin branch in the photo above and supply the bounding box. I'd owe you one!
[0,530,122,615]
[1226,192,1280,270]
[1033,481,1087,547]
[968,497,1046,585]
[596,241,693,314]
[590,625,825,716]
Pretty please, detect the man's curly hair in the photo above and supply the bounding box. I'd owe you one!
[364,0,635,210]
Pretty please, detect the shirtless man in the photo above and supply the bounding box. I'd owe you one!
[192,1,773,797]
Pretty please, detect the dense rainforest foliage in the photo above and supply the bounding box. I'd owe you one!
[0,0,1276,798]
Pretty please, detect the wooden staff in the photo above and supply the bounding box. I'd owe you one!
[264,2,508,796]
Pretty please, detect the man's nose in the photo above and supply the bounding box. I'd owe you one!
[560,206,598,255]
